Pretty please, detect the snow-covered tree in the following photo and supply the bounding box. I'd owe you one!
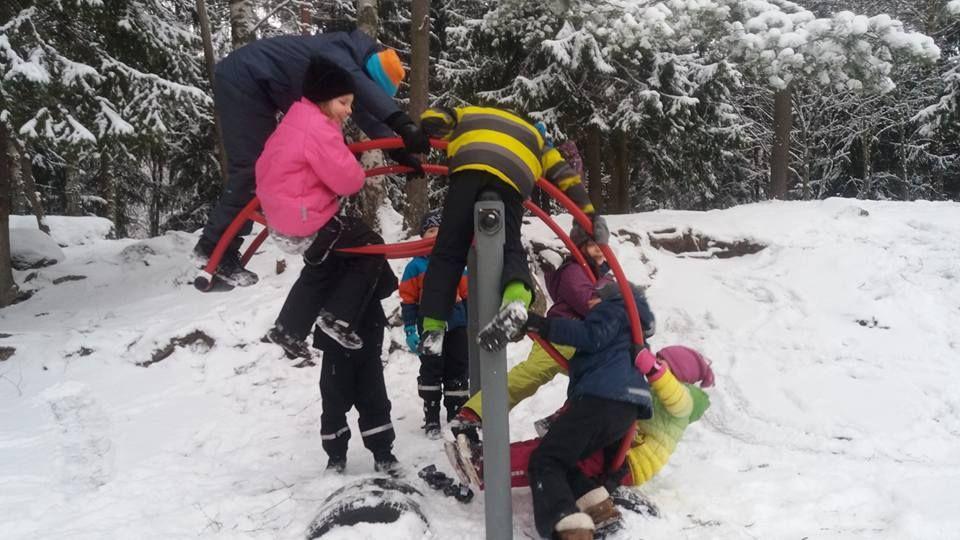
[1,0,215,236]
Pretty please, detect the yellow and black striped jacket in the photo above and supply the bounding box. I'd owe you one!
[420,106,595,214]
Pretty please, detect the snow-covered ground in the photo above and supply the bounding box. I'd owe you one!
[2,199,959,539]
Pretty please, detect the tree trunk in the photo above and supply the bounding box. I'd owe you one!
[0,123,20,307]
[404,0,430,231]
[355,2,384,232]
[196,0,229,185]
[300,2,312,34]
[610,130,630,214]
[8,142,26,215]
[98,146,121,236]
[229,0,256,49]
[64,167,83,216]
[149,153,164,237]
[357,0,378,36]
[17,147,49,234]
[860,130,873,198]
[583,126,603,214]
[770,86,793,199]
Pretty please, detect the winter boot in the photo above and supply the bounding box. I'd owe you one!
[215,249,259,287]
[326,456,347,474]
[316,310,363,350]
[444,436,483,488]
[449,407,481,445]
[576,487,621,529]
[423,407,442,440]
[262,326,313,361]
[554,512,595,540]
[477,301,528,352]
[192,238,215,267]
[374,452,403,478]
[444,384,469,422]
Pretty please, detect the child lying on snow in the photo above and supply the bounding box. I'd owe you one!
[479,284,659,540]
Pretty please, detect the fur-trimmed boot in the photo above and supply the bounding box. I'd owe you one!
[554,512,594,540]
[576,487,621,529]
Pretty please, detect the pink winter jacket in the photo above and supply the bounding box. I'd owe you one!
[255,98,365,236]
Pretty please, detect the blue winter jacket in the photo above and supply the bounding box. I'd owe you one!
[399,256,468,330]
[215,30,399,138]
[542,292,654,419]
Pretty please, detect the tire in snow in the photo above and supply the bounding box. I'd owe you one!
[305,477,430,538]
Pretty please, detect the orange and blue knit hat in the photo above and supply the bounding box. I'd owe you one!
[364,48,405,97]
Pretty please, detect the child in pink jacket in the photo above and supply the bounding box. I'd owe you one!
[258,55,393,358]
[259,56,403,475]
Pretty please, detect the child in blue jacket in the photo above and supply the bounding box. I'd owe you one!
[481,282,653,540]
[399,209,470,438]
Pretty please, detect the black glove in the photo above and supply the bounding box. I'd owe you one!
[387,148,424,175]
[524,312,551,337]
[387,112,431,153]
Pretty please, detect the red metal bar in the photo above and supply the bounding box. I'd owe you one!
[347,137,448,154]
[529,333,569,371]
[362,163,450,179]
[523,201,594,285]
[241,227,269,266]
[338,236,436,255]
[534,179,645,350]
[202,197,262,276]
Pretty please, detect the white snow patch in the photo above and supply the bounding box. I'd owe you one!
[1,200,959,538]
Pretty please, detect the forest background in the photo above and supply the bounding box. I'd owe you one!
[2,0,959,304]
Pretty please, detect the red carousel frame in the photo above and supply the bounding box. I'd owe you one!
[196,137,646,472]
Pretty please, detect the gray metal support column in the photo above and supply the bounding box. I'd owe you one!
[467,248,481,395]
[473,192,513,540]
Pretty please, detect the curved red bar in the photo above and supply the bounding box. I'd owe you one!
[203,136,645,474]
[534,180,645,350]
[523,201,594,285]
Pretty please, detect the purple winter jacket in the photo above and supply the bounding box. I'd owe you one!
[545,258,614,320]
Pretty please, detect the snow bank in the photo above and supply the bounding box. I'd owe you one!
[10,215,114,247]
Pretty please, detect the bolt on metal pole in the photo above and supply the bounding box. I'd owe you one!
[473,191,513,540]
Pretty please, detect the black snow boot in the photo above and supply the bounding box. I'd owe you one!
[262,325,313,361]
[316,310,363,350]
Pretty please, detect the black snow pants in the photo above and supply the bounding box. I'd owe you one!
[417,326,470,423]
[419,169,531,322]
[528,396,638,538]
[314,267,398,462]
[275,217,388,340]
[200,72,277,253]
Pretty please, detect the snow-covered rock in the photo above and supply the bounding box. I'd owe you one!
[9,228,64,270]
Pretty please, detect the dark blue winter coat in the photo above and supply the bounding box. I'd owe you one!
[215,30,399,138]
[542,292,654,419]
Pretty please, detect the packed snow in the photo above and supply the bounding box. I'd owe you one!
[1,199,959,539]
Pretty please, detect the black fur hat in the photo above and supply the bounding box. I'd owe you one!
[302,56,355,103]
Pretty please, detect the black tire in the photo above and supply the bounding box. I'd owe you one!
[306,477,429,538]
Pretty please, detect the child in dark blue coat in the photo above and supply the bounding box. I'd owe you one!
[482,282,654,540]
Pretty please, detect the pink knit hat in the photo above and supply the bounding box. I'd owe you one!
[657,346,715,388]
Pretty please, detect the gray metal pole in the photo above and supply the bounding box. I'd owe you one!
[467,247,482,395]
[473,192,513,540]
